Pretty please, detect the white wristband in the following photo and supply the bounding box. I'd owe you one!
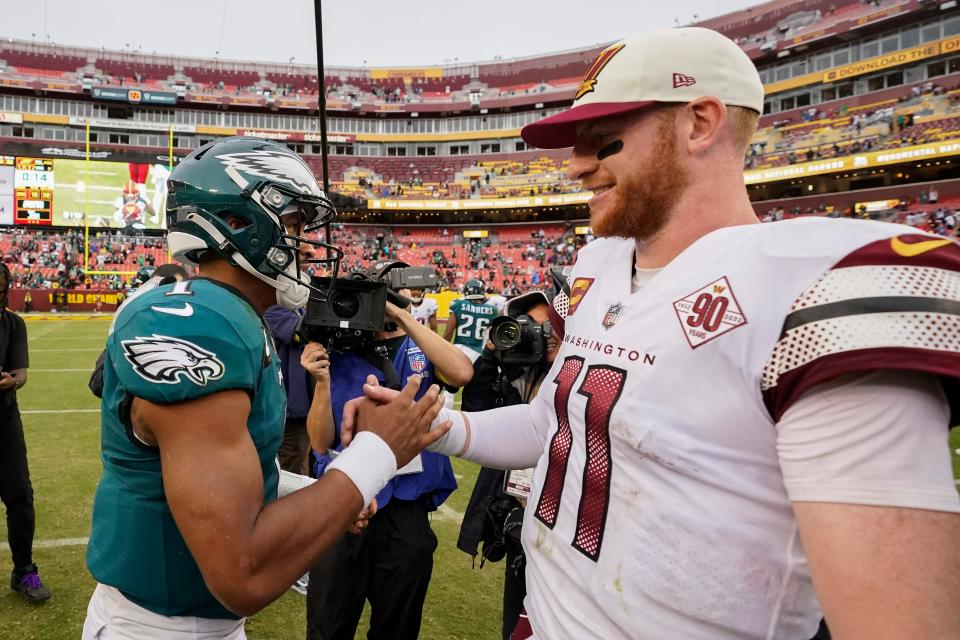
[325,432,397,506]
[426,408,468,457]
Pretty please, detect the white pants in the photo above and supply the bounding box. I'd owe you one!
[454,343,482,363]
[82,583,247,640]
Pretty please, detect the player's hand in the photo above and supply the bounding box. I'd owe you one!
[0,372,16,391]
[341,376,393,446]
[300,342,330,384]
[343,375,450,468]
[347,498,378,535]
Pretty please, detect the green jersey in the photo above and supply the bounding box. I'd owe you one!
[87,279,285,619]
[449,298,498,351]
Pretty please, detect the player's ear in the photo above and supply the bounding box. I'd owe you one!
[683,97,726,157]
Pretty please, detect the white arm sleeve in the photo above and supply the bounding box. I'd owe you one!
[428,383,553,470]
[777,370,960,513]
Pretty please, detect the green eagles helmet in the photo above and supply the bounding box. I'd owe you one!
[463,278,486,301]
[166,136,341,309]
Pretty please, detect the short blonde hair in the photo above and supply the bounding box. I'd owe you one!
[728,106,759,152]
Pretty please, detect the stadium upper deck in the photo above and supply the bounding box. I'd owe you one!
[3,0,960,222]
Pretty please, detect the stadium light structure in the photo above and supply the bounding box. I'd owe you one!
[313,0,333,249]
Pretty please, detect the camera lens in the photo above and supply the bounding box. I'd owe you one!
[331,291,360,318]
[492,319,521,349]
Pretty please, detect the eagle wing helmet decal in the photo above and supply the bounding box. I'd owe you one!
[215,149,323,196]
[121,335,226,386]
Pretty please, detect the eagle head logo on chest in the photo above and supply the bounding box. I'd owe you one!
[672,277,747,348]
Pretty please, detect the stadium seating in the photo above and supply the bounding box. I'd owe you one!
[0,49,86,73]
[183,66,260,89]
[95,59,176,83]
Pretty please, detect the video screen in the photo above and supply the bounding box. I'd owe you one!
[13,158,171,230]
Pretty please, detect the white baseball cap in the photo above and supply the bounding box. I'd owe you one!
[521,27,764,149]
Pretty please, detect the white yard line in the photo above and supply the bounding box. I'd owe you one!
[0,537,89,552]
[28,369,93,372]
[21,409,100,414]
[433,504,464,523]
[31,348,102,352]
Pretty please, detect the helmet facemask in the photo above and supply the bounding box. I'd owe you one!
[224,166,342,309]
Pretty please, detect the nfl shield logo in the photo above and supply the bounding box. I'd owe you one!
[408,352,427,373]
[602,303,623,330]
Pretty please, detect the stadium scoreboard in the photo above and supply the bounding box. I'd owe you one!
[14,157,54,226]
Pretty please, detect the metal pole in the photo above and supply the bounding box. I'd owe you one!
[312,0,332,249]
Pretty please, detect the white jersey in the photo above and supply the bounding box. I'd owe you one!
[520,218,960,640]
[409,297,438,326]
[487,294,507,313]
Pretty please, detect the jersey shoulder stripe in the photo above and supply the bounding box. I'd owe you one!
[762,235,960,421]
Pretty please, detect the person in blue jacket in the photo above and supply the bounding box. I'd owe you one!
[264,304,313,476]
[304,294,474,640]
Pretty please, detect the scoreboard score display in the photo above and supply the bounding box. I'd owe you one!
[14,157,54,225]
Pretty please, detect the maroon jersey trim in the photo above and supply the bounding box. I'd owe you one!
[763,347,960,423]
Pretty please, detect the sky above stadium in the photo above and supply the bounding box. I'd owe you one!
[4,0,759,67]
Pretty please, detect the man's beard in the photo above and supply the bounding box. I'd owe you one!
[591,115,690,242]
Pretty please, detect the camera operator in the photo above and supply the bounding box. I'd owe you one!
[305,269,474,640]
[457,289,562,640]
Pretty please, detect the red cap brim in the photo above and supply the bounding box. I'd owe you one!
[520,100,657,149]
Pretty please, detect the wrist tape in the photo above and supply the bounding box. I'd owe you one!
[325,432,397,506]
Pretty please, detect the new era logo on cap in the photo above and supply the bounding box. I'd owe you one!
[672,73,696,88]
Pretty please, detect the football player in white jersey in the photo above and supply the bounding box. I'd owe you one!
[405,287,438,331]
[487,291,508,314]
[344,28,960,640]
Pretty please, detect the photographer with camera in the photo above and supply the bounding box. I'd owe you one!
[456,289,562,640]
[304,262,474,640]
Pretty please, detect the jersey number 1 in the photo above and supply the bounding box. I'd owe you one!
[534,356,627,561]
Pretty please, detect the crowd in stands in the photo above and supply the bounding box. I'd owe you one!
[324,223,583,295]
[760,190,960,239]
[343,157,585,202]
[745,82,960,170]
[1,229,165,291]
[2,188,958,297]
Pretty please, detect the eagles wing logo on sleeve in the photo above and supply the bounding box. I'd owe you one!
[121,335,225,386]
[215,150,323,196]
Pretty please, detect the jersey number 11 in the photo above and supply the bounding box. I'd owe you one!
[534,356,627,561]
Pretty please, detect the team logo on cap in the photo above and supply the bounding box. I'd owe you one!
[576,44,626,101]
[672,73,696,88]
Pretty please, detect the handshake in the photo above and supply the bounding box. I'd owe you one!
[340,374,453,470]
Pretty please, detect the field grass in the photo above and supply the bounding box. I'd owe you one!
[0,316,503,640]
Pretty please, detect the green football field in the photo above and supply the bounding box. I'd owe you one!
[0,316,502,640]
[2,316,959,640]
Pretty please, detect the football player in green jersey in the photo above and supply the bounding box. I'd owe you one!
[444,278,499,363]
[83,137,451,639]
